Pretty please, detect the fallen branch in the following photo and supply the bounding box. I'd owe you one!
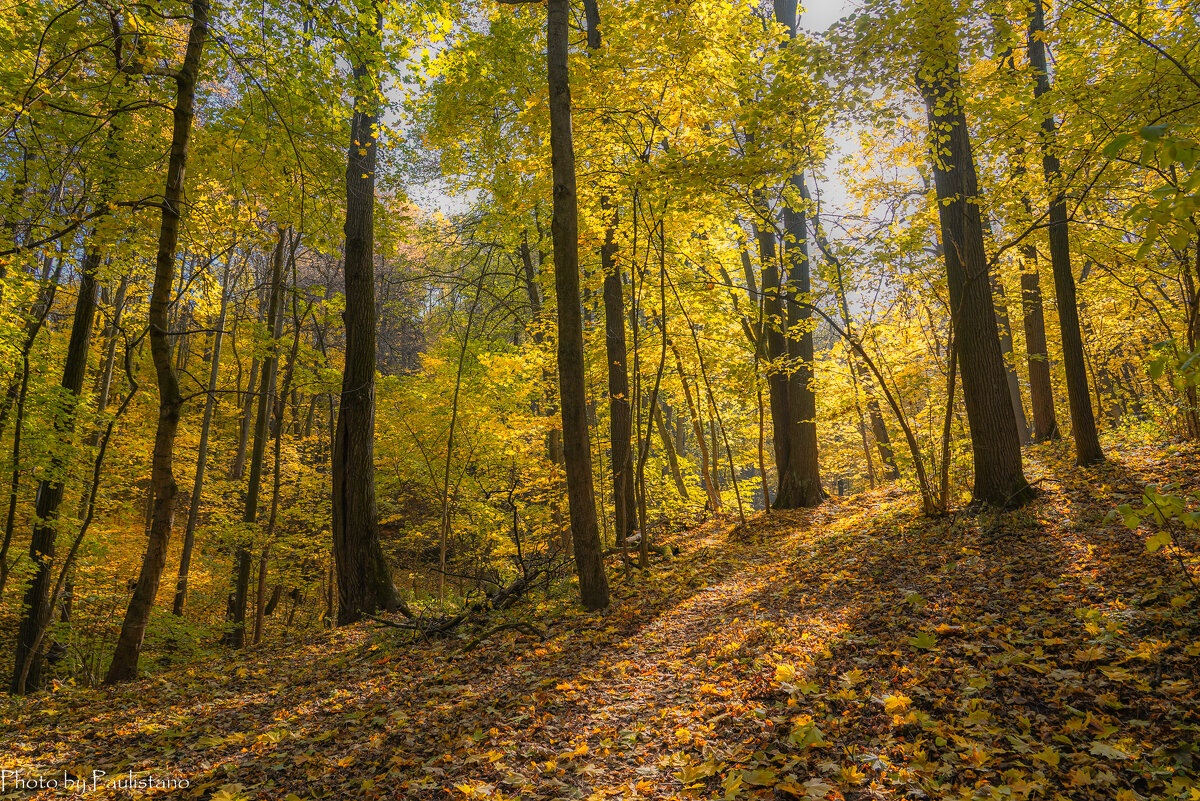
[460,622,546,653]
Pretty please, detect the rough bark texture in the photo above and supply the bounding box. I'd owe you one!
[1027,0,1103,465]
[331,5,403,625]
[916,52,1033,507]
[11,247,99,692]
[105,0,208,685]
[771,0,824,509]
[547,0,608,610]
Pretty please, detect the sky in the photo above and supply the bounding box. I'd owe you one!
[800,0,854,32]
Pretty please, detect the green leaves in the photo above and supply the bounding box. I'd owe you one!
[1102,132,1135,157]
[907,630,938,651]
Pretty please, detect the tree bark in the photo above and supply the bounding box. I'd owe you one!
[581,0,635,547]
[1019,249,1060,440]
[546,0,608,610]
[331,3,404,625]
[1027,0,1103,464]
[772,1,824,509]
[10,246,99,692]
[916,41,1033,507]
[105,0,209,684]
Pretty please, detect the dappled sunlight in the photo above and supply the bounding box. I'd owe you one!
[4,445,1194,799]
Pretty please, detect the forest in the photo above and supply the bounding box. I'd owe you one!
[0,0,1198,798]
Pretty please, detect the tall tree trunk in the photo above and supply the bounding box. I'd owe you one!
[671,342,721,510]
[92,276,129,411]
[105,0,209,684]
[331,3,404,625]
[173,256,232,616]
[0,260,63,601]
[546,0,608,610]
[773,0,824,509]
[807,183,899,480]
[10,248,99,693]
[1019,248,1060,440]
[583,0,635,549]
[916,36,1033,507]
[1027,0,1103,465]
[758,215,791,497]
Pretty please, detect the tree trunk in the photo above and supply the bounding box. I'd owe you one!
[989,270,1032,445]
[10,246,99,693]
[773,1,824,509]
[671,342,721,510]
[546,0,608,610]
[331,4,403,625]
[229,351,259,480]
[105,0,209,684]
[758,217,791,496]
[916,40,1033,507]
[1027,0,1103,465]
[653,404,689,499]
[582,0,635,548]
[173,256,232,616]
[1019,250,1061,440]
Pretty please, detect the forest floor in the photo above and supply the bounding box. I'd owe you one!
[1,442,1198,801]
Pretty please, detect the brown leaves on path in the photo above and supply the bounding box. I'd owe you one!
[0,443,1197,801]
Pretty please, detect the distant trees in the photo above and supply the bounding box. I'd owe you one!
[2,0,1198,692]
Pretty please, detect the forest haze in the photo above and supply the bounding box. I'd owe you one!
[0,0,1197,798]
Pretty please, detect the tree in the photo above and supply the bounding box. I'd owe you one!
[106,0,211,684]
[1027,0,1104,465]
[331,0,406,625]
[545,0,609,610]
[915,17,1034,507]
[10,240,98,692]
[583,0,636,548]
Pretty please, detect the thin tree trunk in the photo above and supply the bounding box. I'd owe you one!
[1028,0,1103,465]
[229,351,259,480]
[0,260,63,600]
[989,270,1032,445]
[1019,250,1061,440]
[228,230,285,648]
[546,0,608,610]
[105,0,209,684]
[939,331,958,510]
[652,404,689,499]
[671,342,721,510]
[582,0,635,549]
